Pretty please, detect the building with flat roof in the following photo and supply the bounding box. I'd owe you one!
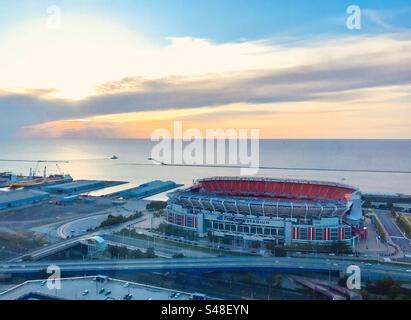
[122,180,179,199]
[0,275,207,300]
[91,180,180,199]
[0,190,50,210]
[44,180,105,194]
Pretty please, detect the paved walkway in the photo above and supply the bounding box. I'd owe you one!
[356,217,395,256]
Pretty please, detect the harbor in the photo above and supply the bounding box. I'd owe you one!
[0,161,182,211]
[0,164,183,260]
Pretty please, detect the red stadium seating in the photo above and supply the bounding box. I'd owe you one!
[198,178,356,203]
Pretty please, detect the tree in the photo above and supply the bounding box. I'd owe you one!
[363,200,372,208]
[146,201,167,211]
[22,255,33,262]
[330,241,351,254]
[266,273,282,289]
[338,275,348,287]
[250,241,260,249]
[365,278,404,299]
[272,247,287,257]
[154,209,164,218]
[243,271,258,285]
[145,247,155,258]
[99,212,143,228]
[264,241,275,250]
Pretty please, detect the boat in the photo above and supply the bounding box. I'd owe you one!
[0,172,12,187]
[7,164,73,189]
[8,174,73,189]
[8,177,46,189]
[110,155,119,160]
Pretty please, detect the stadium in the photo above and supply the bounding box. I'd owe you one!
[165,177,366,249]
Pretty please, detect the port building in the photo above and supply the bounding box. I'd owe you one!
[88,180,180,199]
[165,177,366,248]
[44,180,105,194]
[120,180,179,199]
[0,190,50,210]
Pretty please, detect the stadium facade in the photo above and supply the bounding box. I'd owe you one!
[165,177,366,248]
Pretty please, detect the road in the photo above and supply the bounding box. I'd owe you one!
[57,212,147,239]
[105,234,215,258]
[56,201,149,239]
[374,209,411,254]
[7,229,216,262]
[6,234,98,262]
[2,257,411,281]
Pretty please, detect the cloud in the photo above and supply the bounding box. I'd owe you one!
[363,9,393,29]
[1,32,411,138]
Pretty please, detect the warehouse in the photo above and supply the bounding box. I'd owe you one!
[93,180,180,198]
[44,180,105,194]
[0,190,50,210]
[121,180,179,199]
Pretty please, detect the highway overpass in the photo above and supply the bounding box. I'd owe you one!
[2,257,411,282]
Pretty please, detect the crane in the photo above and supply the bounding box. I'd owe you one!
[32,161,42,177]
[55,163,64,175]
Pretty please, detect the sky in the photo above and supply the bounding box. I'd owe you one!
[0,0,410,139]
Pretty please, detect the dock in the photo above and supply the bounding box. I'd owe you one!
[43,180,125,195]
[86,180,182,199]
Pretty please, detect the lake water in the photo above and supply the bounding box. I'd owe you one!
[0,139,410,196]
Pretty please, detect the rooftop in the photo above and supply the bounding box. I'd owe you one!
[0,276,197,300]
[89,180,179,198]
[0,189,49,203]
[45,180,103,190]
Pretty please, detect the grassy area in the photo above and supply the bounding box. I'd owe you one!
[361,278,411,300]
[403,215,411,225]
[0,230,47,249]
[396,214,411,237]
[372,215,387,241]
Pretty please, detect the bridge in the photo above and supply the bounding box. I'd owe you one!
[2,257,411,281]
[7,232,214,262]
[8,238,84,262]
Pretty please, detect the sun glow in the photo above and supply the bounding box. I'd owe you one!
[0,16,151,100]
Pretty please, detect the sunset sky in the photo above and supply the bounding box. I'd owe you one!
[1,0,411,139]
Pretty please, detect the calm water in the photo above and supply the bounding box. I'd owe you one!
[0,139,410,196]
